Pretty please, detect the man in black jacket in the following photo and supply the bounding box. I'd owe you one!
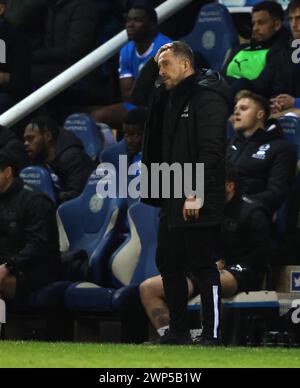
[270,0,300,113]
[140,166,272,341]
[222,1,289,100]
[23,116,94,204]
[141,41,229,345]
[228,90,297,215]
[32,0,97,87]
[0,124,29,168]
[0,0,32,113]
[0,150,61,301]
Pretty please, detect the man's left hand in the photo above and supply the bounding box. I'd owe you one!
[0,264,9,286]
[183,196,202,221]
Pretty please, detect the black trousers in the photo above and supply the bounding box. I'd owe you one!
[156,215,221,338]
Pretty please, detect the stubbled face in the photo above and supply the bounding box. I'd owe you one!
[0,166,13,194]
[158,49,187,90]
[24,124,47,162]
[289,8,300,39]
[233,98,264,132]
[123,125,143,155]
[252,10,281,42]
[126,9,152,41]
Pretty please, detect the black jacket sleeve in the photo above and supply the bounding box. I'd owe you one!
[0,30,32,100]
[247,142,297,212]
[10,196,59,272]
[33,2,97,65]
[56,148,94,203]
[239,209,272,268]
[131,57,158,107]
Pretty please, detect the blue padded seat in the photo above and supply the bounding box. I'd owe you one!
[183,3,238,70]
[65,203,160,313]
[64,113,103,161]
[278,116,300,160]
[57,171,127,285]
[20,166,57,205]
[65,282,115,312]
[98,123,117,150]
[109,202,160,289]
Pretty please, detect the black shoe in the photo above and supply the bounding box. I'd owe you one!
[144,330,193,345]
[194,335,222,347]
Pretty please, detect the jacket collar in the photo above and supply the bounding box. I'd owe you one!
[0,178,23,200]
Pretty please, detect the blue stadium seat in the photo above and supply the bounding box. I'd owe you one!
[64,113,103,162]
[57,171,127,286]
[101,139,140,209]
[182,3,239,70]
[20,166,57,205]
[97,123,117,150]
[64,202,160,313]
[109,202,160,288]
[100,139,128,166]
[227,120,235,141]
[278,116,300,159]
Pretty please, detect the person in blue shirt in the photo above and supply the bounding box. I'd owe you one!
[91,2,171,128]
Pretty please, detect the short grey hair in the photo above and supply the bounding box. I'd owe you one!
[169,41,195,69]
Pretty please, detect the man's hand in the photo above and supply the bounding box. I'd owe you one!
[271,94,296,113]
[183,196,202,221]
[154,43,174,63]
[0,264,9,286]
[216,260,226,271]
[0,72,10,85]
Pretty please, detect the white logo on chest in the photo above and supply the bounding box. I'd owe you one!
[251,144,270,160]
[181,105,189,118]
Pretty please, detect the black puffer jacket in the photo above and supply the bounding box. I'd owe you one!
[5,0,48,49]
[49,129,95,203]
[142,70,230,228]
[227,122,297,214]
[0,125,29,169]
[218,195,272,271]
[0,178,61,292]
[0,18,32,101]
[33,0,97,65]
[32,0,97,84]
[222,28,291,98]
[270,39,300,98]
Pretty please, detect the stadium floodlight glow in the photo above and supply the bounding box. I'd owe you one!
[0,0,195,128]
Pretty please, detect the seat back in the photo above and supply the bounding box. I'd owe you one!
[278,116,300,160]
[97,123,117,150]
[100,139,128,167]
[182,3,238,70]
[109,202,160,288]
[57,171,127,284]
[64,113,103,161]
[20,166,57,205]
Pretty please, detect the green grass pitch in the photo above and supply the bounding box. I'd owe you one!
[0,341,299,368]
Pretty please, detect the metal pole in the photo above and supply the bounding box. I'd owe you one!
[0,0,195,127]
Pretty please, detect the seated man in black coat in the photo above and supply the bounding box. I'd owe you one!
[23,116,95,204]
[0,0,32,113]
[228,90,297,215]
[140,166,273,342]
[0,124,29,168]
[0,150,61,301]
